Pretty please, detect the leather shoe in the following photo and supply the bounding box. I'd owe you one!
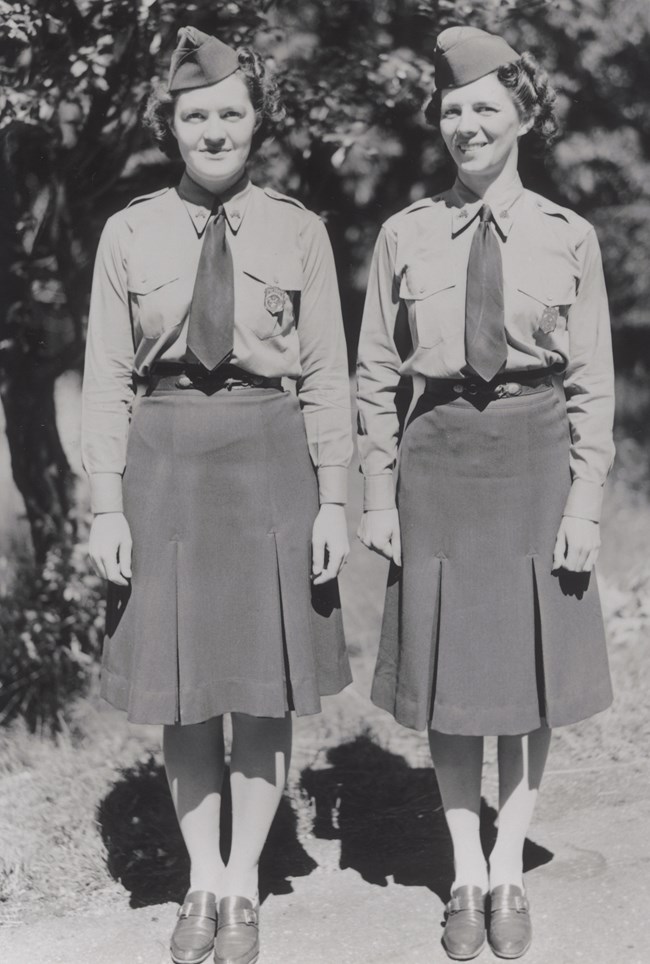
[170,890,218,964]
[442,885,486,961]
[488,884,532,959]
[214,896,259,964]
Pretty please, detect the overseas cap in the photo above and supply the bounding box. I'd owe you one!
[433,26,520,89]
[168,26,240,93]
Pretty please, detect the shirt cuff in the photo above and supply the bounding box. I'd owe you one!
[90,472,124,514]
[363,474,396,511]
[562,478,604,523]
[318,466,348,505]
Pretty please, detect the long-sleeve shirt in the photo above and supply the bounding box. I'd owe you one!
[82,173,353,513]
[356,176,615,522]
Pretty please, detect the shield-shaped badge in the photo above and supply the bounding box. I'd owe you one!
[540,305,559,334]
[264,285,285,315]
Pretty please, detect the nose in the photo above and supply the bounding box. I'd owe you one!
[457,106,478,137]
[203,115,226,146]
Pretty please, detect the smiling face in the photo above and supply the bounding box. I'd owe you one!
[439,72,531,189]
[172,72,258,194]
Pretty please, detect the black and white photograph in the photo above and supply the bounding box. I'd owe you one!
[0,1,648,962]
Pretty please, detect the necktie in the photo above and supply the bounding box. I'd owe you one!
[464,204,507,382]
[186,203,235,371]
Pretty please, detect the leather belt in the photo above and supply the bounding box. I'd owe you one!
[145,363,282,393]
[424,369,555,400]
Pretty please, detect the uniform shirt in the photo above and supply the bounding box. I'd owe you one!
[356,176,615,522]
[82,173,352,513]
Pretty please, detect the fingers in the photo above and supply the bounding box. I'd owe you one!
[392,525,402,567]
[118,532,133,580]
[312,531,325,580]
[552,524,567,571]
[313,539,349,585]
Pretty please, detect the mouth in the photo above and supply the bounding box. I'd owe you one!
[457,142,488,155]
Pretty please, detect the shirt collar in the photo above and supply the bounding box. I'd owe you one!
[177,171,252,236]
[449,175,524,240]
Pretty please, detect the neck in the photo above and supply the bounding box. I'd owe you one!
[185,165,248,198]
[457,148,521,203]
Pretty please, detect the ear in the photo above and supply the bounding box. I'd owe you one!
[518,114,535,138]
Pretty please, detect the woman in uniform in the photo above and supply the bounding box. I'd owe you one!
[83,27,352,964]
[356,26,614,961]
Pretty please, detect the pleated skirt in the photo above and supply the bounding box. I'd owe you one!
[101,383,351,725]
[371,382,613,736]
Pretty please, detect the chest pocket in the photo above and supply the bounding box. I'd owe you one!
[517,275,576,335]
[400,260,458,349]
[240,260,303,341]
[127,258,183,338]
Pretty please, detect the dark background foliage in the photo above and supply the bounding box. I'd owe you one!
[0,0,648,727]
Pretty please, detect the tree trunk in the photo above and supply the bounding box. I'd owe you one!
[0,367,75,564]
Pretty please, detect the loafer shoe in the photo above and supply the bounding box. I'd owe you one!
[488,884,532,959]
[442,885,486,961]
[214,896,259,964]
[170,890,218,964]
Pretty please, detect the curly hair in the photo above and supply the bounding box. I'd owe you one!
[424,51,559,153]
[143,46,285,159]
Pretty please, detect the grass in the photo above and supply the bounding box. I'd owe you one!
[0,377,649,928]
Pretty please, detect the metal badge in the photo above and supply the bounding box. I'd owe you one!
[540,305,560,334]
[264,285,285,315]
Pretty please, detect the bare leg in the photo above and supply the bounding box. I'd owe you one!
[429,730,488,893]
[489,727,552,890]
[163,716,227,895]
[224,712,292,900]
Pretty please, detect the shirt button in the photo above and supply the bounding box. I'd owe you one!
[459,209,468,219]
[500,210,509,218]
[196,211,206,219]
[175,374,192,389]
[453,384,464,394]
[231,210,241,219]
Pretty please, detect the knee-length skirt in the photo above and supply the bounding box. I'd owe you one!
[101,381,351,725]
[370,381,613,736]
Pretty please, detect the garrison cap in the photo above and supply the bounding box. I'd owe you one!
[433,26,520,89]
[168,26,240,93]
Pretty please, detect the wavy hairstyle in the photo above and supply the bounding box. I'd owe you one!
[425,51,559,153]
[144,46,285,158]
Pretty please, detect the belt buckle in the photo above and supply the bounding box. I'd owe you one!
[495,382,522,398]
[464,381,480,396]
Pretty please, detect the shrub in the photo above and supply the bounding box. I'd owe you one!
[0,535,105,732]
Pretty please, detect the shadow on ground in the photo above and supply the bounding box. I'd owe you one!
[98,757,317,908]
[301,735,554,904]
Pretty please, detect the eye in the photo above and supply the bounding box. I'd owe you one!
[441,107,461,119]
[477,105,498,114]
[222,109,244,120]
[181,111,206,122]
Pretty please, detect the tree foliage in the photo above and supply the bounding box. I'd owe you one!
[0,0,648,558]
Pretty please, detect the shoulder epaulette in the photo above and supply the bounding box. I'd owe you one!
[126,187,171,208]
[530,192,571,223]
[403,196,437,216]
[262,186,307,210]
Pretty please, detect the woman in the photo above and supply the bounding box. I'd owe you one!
[82,26,352,964]
[356,25,614,962]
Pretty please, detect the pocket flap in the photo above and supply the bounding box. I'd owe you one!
[242,258,303,291]
[517,276,576,308]
[127,260,179,295]
[400,262,456,300]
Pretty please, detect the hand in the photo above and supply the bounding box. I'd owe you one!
[88,512,133,586]
[357,508,401,566]
[312,504,349,585]
[552,516,601,573]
